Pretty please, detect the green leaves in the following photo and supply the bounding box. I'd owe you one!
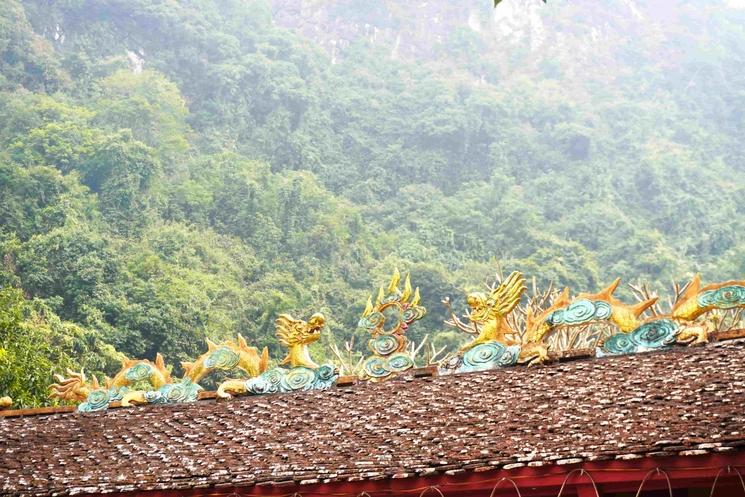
[0,0,743,407]
[92,70,189,159]
[0,287,121,408]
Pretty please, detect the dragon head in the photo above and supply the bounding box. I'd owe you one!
[276,312,328,369]
[276,312,326,346]
[466,292,490,323]
[306,313,326,343]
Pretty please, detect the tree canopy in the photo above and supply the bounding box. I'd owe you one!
[1,0,744,406]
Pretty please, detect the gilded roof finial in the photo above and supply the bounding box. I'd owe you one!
[358,268,426,381]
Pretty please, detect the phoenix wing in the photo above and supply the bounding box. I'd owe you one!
[487,271,526,318]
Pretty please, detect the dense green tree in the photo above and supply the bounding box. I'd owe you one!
[1,0,744,406]
[0,287,120,407]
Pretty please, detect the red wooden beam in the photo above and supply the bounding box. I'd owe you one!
[81,453,745,497]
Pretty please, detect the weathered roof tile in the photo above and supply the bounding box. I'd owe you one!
[2,339,745,496]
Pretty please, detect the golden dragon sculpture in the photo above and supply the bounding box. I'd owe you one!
[276,313,326,369]
[524,274,744,357]
[50,335,270,411]
[444,271,548,370]
[217,312,337,398]
[458,270,526,349]
[49,354,172,409]
[120,334,271,407]
[524,278,658,344]
[181,335,269,383]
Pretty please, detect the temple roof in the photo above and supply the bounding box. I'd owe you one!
[2,339,745,497]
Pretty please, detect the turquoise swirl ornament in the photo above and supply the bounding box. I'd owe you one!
[144,379,202,404]
[358,311,385,333]
[593,301,612,319]
[280,367,316,391]
[78,389,112,413]
[599,333,638,356]
[458,342,519,373]
[386,352,413,373]
[362,356,389,379]
[599,319,679,356]
[562,299,597,325]
[698,285,745,309]
[243,364,339,396]
[124,363,153,383]
[629,319,678,348]
[204,346,240,370]
[244,368,287,395]
[369,335,398,356]
[313,364,339,389]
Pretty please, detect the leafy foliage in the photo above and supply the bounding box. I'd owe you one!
[1,0,744,406]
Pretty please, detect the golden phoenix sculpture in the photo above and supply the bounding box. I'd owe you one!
[445,271,745,372]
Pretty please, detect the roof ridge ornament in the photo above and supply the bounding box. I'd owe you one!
[444,271,745,373]
[444,270,547,372]
[49,355,174,412]
[217,312,339,398]
[45,269,743,412]
[358,268,426,381]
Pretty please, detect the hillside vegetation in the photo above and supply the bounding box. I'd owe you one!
[1,0,744,406]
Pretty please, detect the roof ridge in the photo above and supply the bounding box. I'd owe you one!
[3,331,744,420]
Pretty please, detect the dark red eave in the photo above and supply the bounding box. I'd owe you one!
[82,453,745,497]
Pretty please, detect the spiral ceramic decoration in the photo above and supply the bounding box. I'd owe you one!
[599,332,637,356]
[369,335,400,356]
[361,356,389,379]
[548,300,613,326]
[402,306,426,323]
[358,311,385,334]
[204,346,240,371]
[144,379,202,405]
[280,367,316,391]
[698,285,745,309]
[599,319,679,356]
[108,386,126,402]
[244,369,285,395]
[314,364,338,389]
[124,363,153,383]
[78,389,115,413]
[457,342,520,373]
[387,353,414,372]
[632,319,678,348]
[593,301,612,319]
[244,364,339,395]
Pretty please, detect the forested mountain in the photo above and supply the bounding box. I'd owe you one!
[1,0,744,406]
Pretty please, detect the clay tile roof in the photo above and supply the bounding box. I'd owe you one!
[2,339,745,496]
